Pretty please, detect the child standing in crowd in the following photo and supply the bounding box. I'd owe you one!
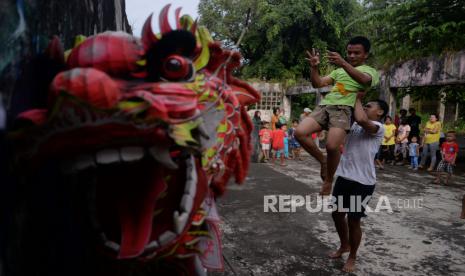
[289,120,303,160]
[395,119,410,165]
[408,136,420,170]
[382,116,396,165]
[272,124,286,166]
[434,131,459,185]
[259,122,272,162]
[278,125,290,160]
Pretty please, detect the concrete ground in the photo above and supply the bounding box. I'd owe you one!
[213,156,465,276]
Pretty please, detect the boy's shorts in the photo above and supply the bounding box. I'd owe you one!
[332,177,375,219]
[436,160,454,174]
[310,105,352,131]
[262,143,270,150]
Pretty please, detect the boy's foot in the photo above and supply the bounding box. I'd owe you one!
[342,257,356,273]
[413,167,418,171]
[319,181,332,196]
[433,179,440,184]
[280,163,287,166]
[418,165,424,170]
[328,247,350,259]
[427,167,434,172]
[320,161,327,182]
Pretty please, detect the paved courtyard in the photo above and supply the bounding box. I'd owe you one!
[214,157,465,275]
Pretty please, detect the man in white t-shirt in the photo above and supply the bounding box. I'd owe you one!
[328,97,389,273]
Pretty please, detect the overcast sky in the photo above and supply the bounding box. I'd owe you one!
[126,0,200,37]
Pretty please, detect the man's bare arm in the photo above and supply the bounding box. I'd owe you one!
[353,98,379,134]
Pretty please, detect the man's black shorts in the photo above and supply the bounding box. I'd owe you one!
[332,176,376,219]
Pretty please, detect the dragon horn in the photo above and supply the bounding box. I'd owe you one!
[175,7,182,29]
[190,19,198,35]
[159,4,172,34]
[142,13,158,51]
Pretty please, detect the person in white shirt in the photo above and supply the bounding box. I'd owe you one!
[328,97,389,273]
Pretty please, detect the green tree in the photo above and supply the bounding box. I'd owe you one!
[351,0,465,67]
[199,0,363,81]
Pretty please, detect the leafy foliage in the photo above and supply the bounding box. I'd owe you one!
[199,0,362,81]
[351,0,465,67]
[290,93,316,120]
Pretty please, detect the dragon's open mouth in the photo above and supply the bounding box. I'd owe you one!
[62,144,205,259]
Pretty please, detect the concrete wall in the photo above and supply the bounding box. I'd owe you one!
[380,51,465,119]
[387,51,465,88]
[248,82,290,122]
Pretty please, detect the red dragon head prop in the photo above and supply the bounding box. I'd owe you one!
[10,5,259,275]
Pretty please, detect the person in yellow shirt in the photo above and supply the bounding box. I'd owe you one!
[419,114,442,171]
[381,116,396,165]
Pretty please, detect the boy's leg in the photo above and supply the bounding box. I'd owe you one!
[330,211,350,258]
[389,145,395,164]
[444,173,451,185]
[280,150,285,165]
[344,217,362,273]
[322,127,346,195]
[295,117,325,177]
[434,171,441,184]
[444,163,452,185]
[461,195,465,219]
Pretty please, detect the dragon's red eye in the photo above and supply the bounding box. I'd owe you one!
[162,55,191,80]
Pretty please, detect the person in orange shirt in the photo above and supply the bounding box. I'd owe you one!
[271,124,287,166]
[271,107,280,131]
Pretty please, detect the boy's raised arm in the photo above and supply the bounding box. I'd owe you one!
[306,49,333,88]
[354,97,379,134]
